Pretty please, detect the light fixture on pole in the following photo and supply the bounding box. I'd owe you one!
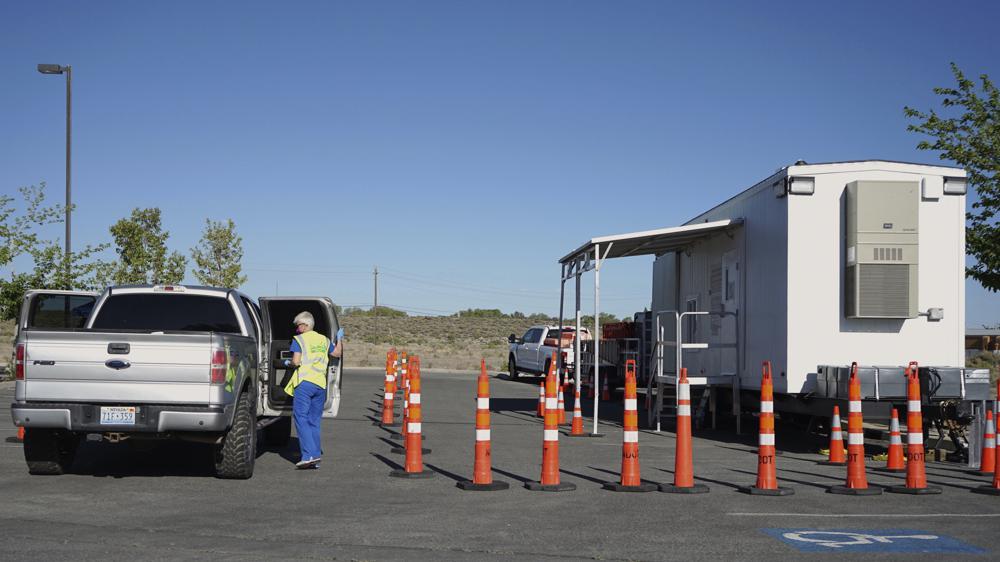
[37,63,73,284]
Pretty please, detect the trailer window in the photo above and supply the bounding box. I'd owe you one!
[91,294,242,334]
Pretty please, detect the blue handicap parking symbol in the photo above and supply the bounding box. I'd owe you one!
[762,528,986,554]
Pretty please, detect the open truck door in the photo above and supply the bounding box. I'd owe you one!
[259,297,342,418]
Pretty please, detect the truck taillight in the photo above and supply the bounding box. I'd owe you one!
[210,349,227,384]
[15,343,25,380]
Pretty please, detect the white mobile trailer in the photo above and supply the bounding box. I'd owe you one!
[649,160,992,418]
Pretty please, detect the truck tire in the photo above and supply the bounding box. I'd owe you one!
[508,355,519,380]
[24,429,78,476]
[262,417,291,448]
[214,391,257,479]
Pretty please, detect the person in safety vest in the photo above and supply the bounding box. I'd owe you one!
[283,311,343,469]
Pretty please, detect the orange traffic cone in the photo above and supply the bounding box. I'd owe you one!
[458,359,509,491]
[876,408,906,473]
[588,371,595,399]
[16,427,25,441]
[971,409,996,476]
[390,359,409,441]
[973,381,1000,495]
[887,362,941,494]
[818,406,847,466]
[829,362,882,495]
[557,385,566,425]
[391,356,429,454]
[390,356,433,479]
[379,349,399,427]
[568,383,586,436]
[537,381,545,417]
[661,368,709,494]
[602,374,611,401]
[604,360,656,492]
[740,361,793,495]
[525,353,576,491]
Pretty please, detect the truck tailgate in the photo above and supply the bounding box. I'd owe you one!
[23,331,212,404]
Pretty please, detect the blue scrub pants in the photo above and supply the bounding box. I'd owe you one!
[292,381,326,462]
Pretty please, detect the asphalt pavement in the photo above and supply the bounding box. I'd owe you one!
[1,370,998,561]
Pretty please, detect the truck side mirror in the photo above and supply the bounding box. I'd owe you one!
[508,333,517,344]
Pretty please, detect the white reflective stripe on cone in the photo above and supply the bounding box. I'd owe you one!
[544,429,559,441]
[908,432,924,445]
[624,398,637,411]
[623,431,639,443]
[388,375,395,382]
[477,397,489,409]
[678,385,690,400]
[409,423,422,433]
[908,400,922,412]
[890,434,902,445]
[677,404,691,416]
[759,433,775,446]
[384,393,393,400]
[985,438,996,447]
[476,429,491,441]
[832,416,842,424]
[847,433,865,445]
[545,398,558,409]
[760,401,773,413]
[831,429,843,437]
[410,394,421,404]
[849,401,862,413]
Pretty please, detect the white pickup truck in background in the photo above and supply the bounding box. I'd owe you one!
[507,325,591,379]
[10,286,342,479]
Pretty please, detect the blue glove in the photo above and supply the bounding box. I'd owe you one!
[336,327,344,342]
[282,359,292,368]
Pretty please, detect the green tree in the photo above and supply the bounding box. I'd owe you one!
[101,208,186,286]
[190,219,247,288]
[906,63,1000,292]
[1,183,108,320]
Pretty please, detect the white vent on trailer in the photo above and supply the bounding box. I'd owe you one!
[844,180,919,319]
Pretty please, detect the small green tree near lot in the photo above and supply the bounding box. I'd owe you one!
[0,183,108,320]
[905,63,1000,292]
[190,219,247,288]
[100,208,186,286]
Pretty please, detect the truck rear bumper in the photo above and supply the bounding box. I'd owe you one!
[11,402,229,433]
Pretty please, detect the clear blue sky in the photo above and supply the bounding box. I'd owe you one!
[1,1,998,325]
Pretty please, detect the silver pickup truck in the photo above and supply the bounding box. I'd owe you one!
[10,285,342,479]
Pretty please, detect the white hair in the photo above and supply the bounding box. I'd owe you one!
[293,311,315,330]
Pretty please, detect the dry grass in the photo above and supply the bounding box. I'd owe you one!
[339,315,537,371]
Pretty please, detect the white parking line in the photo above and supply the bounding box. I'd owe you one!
[728,513,1000,518]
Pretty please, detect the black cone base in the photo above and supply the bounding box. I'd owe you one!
[457,480,510,491]
[971,485,1000,495]
[817,460,847,466]
[602,481,657,492]
[886,484,942,495]
[738,485,795,496]
[390,446,431,455]
[524,481,576,492]
[828,484,883,495]
[659,483,710,494]
[389,468,434,479]
[873,467,906,473]
[967,470,995,477]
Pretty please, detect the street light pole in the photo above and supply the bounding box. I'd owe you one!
[37,63,72,285]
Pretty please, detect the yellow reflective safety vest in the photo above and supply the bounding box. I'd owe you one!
[284,330,330,396]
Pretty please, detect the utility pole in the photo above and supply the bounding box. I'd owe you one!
[373,266,379,343]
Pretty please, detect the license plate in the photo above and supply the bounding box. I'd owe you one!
[100,406,136,425]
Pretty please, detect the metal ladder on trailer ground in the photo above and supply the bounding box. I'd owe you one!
[644,309,742,434]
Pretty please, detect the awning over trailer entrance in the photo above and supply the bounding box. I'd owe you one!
[558,219,743,264]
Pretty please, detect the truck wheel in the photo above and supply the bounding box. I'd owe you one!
[508,355,519,380]
[214,391,257,479]
[24,429,78,475]
[262,417,291,448]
